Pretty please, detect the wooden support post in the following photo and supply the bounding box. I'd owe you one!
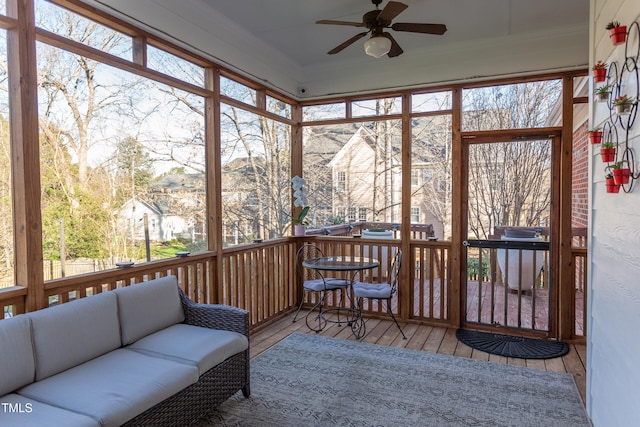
[449,88,463,327]
[7,0,45,311]
[399,92,411,322]
[205,66,221,304]
[558,75,576,340]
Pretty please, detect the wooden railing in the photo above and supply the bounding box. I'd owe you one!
[410,242,450,322]
[43,252,217,306]
[0,236,585,342]
[0,286,27,318]
[299,237,451,324]
[1,252,218,318]
[220,239,298,328]
[572,247,588,338]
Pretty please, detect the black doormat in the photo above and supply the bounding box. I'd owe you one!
[456,328,569,359]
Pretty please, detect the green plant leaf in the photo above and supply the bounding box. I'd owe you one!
[295,206,310,225]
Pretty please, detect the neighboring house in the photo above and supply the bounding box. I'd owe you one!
[328,126,402,224]
[409,162,449,239]
[115,174,205,243]
[327,125,446,237]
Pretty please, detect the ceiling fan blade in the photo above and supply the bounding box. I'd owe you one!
[381,32,403,57]
[391,22,447,35]
[327,31,369,55]
[316,19,365,28]
[377,1,408,23]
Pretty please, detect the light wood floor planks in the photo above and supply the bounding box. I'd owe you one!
[250,310,587,405]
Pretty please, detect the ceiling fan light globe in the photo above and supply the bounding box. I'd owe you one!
[364,36,391,58]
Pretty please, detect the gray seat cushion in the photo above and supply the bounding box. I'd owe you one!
[28,291,121,381]
[0,315,35,395]
[128,323,248,376]
[0,394,100,427]
[303,278,349,292]
[114,276,185,345]
[353,282,392,299]
[17,348,198,427]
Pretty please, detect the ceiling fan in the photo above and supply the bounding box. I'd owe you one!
[317,0,447,58]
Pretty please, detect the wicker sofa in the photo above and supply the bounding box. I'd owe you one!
[0,275,250,427]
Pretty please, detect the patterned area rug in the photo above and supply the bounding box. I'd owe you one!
[456,328,570,359]
[198,333,590,427]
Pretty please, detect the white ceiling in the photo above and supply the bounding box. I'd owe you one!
[93,0,591,99]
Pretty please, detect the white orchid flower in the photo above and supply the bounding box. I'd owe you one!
[291,175,310,226]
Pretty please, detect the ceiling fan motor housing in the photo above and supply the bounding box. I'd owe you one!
[364,10,390,29]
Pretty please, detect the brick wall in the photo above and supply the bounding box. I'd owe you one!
[572,122,589,229]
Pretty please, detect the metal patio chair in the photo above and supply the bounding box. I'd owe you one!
[292,243,350,332]
[351,249,407,339]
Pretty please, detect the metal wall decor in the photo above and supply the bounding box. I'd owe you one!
[596,20,640,193]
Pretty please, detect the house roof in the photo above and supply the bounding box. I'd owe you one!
[150,174,204,193]
[328,126,377,168]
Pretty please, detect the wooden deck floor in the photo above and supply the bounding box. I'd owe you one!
[250,310,587,405]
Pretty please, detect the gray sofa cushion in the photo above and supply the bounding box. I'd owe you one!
[0,316,35,395]
[114,276,185,345]
[17,348,198,427]
[28,291,121,381]
[0,394,100,427]
[128,323,249,375]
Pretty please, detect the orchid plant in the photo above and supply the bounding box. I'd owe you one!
[291,175,310,225]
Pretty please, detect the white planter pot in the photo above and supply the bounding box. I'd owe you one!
[294,225,306,236]
[496,232,544,292]
[362,229,393,239]
[615,103,632,115]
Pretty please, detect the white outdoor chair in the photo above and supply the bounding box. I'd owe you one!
[351,250,406,339]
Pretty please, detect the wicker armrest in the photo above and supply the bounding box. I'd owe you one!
[179,290,249,336]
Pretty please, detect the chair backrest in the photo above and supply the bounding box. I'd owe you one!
[296,243,325,283]
[388,250,403,296]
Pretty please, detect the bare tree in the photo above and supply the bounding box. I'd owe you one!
[37,8,141,187]
[370,100,402,222]
[464,81,558,238]
[412,113,453,239]
[158,76,292,244]
[34,7,154,266]
[0,116,12,276]
[220,104,290,241]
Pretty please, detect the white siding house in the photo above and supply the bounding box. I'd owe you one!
[588,0,640,424]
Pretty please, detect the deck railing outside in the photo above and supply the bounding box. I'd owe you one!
[305,221,435,240]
